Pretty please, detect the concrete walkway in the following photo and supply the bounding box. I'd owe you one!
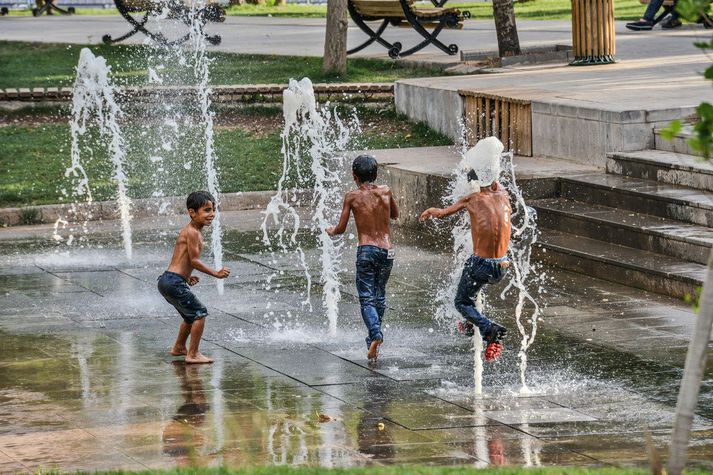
[0,15,575,62]
[1,208,712,471]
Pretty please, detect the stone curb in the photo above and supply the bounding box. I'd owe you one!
[0,83,394,103]
[0,189,311,227]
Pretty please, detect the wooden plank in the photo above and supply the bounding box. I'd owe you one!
[511,103,518,154]
[501,102,510,151]
[493,99,500,141]
[596,0,604,58]
[478,96,486,141]
[584,0,591,57]
[571,0,578,57]
[609,0,616,56]
[573,0,581,58]
[522,103,532,156]
[465,96,475,145]
[484,96,491,136]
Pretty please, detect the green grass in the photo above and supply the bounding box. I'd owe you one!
[1,0,650,20]
[0,41,444,90]
[0,106,452,207]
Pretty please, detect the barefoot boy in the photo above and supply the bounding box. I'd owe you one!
[158,191,230,364]
[327,155,398,361]
[420,137,510,361]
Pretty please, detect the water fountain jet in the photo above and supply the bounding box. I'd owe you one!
[262,78,360,335]
[66,48,133,259]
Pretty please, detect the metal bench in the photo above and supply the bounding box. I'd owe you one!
[347,0,469,58]
[103,0,226,46]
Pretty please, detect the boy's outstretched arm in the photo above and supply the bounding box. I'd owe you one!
[389,190,399,220]
[326,194,352,236]
[420,196,468,221]
[187,229,231,279]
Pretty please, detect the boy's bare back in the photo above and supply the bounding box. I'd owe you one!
[341,184,398,248]
[464,183,511,258]
[420,182,511,258]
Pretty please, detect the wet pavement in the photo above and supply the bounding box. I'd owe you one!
[1,209,713,472]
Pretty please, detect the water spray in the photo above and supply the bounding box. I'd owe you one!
[262,78,359,335]
[66,48,133,259]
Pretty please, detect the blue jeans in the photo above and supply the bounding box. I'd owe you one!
[454,255,509,337]
[643,0,678,21]
[356,245,394,348]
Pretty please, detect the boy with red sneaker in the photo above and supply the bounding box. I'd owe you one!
[420,137,510,361]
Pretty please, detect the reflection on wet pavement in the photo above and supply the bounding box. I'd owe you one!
[1,212,712,471]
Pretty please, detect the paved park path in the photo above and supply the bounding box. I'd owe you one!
[0,14,710,63]
[1,208,713,471]
[0,15,574,61]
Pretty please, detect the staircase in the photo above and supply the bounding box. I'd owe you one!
[532,131,713,300]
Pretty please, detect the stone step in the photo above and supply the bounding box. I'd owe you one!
[654,125,700,157]
[535,229,705,299]
[607,149,713,191]
[560,173,713,227]
[533,198,713,265]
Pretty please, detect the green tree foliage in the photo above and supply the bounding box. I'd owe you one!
[662,0,713,158]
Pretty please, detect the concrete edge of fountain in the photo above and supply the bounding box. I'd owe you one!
[393,77,700,168]
[373,145,600,226]
[0,189,312,228]
[0,83,394,106]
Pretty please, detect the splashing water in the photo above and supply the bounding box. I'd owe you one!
[65,48,133,259]
[62,4,227,288]
[262,78,359,335]
[498,152,544,395]
[434,136,544,395]
[188,6,224,295]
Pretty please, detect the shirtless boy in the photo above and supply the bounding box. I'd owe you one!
[158,191,231,364]
[327,155,399,361]
[420,137,510,361]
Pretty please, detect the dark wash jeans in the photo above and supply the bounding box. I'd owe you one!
[356,245,394,348]
[454,255,509,337]
[643,0,679,22]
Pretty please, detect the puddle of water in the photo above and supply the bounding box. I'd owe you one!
[1,227,713,470]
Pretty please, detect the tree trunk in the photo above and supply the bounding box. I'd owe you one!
[669,248,713,475]
[492,0,521,57]
[323,0,349,76]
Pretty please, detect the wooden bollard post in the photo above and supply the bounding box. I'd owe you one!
[570,0,616,65]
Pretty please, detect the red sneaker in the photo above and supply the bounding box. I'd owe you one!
[485,342,502,362]
[457,320,475,336]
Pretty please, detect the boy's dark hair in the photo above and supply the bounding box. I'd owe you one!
[352,154,378,183]
[186,191,216,211]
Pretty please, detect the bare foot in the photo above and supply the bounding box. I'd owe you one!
[367,339,382,361]
[170,346,187,356]
[185,352,214,364]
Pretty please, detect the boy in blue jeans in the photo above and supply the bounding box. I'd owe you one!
[327,155,399,361]
[420,137,510,361]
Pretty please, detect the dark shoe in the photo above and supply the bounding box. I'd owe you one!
[457,320,475,337]
[661,18,682,29]
[626,19,654,31]
[484,323,507,346]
